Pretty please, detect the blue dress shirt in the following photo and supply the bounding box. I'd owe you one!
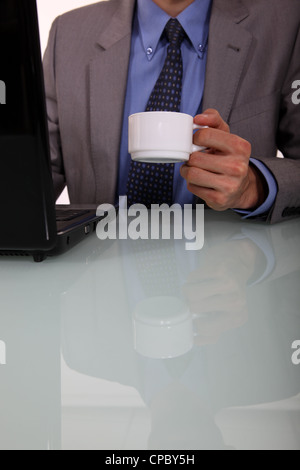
[117,0,277,218]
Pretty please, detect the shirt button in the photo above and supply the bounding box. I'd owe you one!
[147,47,153,56]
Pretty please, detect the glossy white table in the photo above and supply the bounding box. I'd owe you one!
[0,211,299,450]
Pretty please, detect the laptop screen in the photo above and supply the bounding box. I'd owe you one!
[0,0,40,134]
[0,0,57,252]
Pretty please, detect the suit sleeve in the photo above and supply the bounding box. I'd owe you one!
[256,23,300,224]
[43,17,66,201]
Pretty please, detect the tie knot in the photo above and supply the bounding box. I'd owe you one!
[165,18,186,47]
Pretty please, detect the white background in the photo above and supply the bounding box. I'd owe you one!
[37,0,103,55]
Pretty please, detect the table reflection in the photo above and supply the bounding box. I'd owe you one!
[60,212,300,449]
[0,211,299,449]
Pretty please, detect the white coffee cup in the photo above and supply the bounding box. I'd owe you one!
[128,111,206,164]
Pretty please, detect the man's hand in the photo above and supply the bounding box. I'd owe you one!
[180,109,267,211]
[183,238,259,345]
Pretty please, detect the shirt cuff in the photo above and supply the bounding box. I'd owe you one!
[234,158,278,220]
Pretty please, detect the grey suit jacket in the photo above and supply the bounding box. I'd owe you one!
[43,0,300,223]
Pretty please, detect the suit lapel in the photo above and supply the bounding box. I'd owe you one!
[202,0,253,122]
[89,0,135,204]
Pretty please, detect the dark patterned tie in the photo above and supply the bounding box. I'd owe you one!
[127,19,186,208]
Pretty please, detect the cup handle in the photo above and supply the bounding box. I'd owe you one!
[191,124,208,153]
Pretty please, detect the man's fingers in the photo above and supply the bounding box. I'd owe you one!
[180,166,221,189]
[182,183,230,211]
[193,127,251,156]
[187,153,249,178]
[194,109,230,133]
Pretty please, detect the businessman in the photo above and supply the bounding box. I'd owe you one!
[44,0,300,223]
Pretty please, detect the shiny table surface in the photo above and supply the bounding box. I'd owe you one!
[0,210,299,450]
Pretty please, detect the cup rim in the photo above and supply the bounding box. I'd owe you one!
[129,111,193,119]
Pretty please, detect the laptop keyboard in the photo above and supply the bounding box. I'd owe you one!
[55,209,90,222]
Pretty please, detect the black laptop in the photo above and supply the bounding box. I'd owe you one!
[0,0,104,262]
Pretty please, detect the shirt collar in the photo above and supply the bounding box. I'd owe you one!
[137,0,212,61]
